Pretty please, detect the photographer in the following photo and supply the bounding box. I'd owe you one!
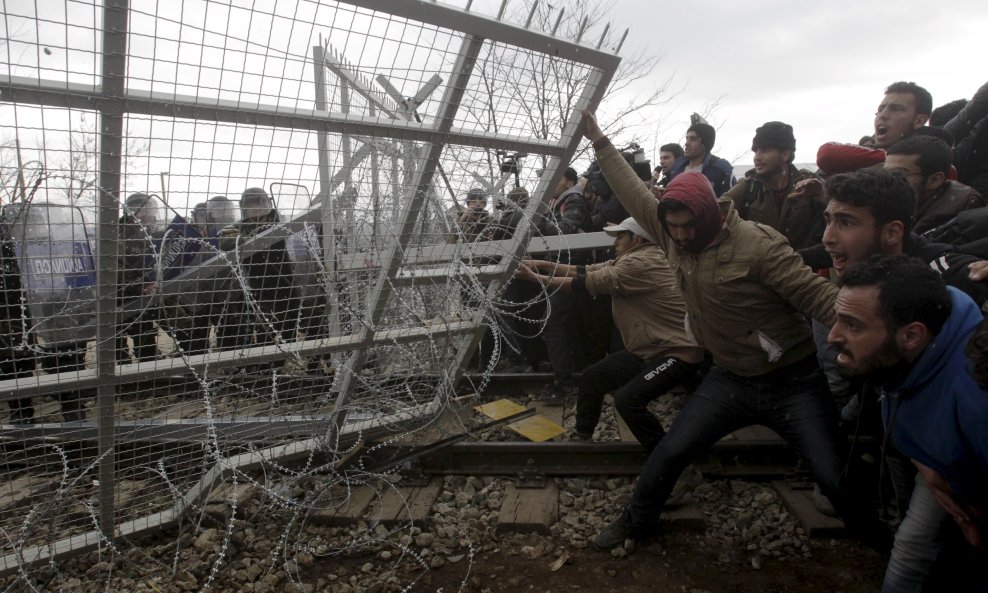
[456,187,493,242]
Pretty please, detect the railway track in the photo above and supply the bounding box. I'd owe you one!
[0,372,863,547]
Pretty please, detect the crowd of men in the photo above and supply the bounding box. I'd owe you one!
[462,80,988,592]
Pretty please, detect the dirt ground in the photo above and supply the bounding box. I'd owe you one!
[307,530,886,593]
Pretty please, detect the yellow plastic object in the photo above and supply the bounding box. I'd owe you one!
[474,399,565,443]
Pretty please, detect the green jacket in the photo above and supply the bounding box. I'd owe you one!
[584,243,704,364]
[594,142,838,377]
[721,165,823,250]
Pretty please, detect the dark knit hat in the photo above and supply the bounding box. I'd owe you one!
[687,122,716,150]
[563,167,579,182]
[752,121,795,151]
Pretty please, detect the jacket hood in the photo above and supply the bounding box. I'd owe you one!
[660,171,724,252]
[900,287,982,394]
[886,286,988,506]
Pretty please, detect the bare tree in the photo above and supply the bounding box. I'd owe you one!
[45,113,149,208]
[476,0,678,169]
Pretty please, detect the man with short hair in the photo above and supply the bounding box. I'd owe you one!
[580,111,886,553]
[518,217,704,450]
[874,81,933,149]
[816,81,934,175]
[807,169,987,304]
[722,121,824,249]
[884,135,985,234]
[828,255,988,593]
[654,143,685,188]
[666,122,735,196]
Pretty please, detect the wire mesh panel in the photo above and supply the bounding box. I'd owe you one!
[0,0,619,584]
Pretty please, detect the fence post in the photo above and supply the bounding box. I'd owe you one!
[96,0,130,538]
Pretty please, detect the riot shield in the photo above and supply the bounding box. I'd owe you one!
[8,202,97,347]
[271,183,327,344]
[270,183,324,301]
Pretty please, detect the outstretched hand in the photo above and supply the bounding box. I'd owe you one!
[581,110,605,143]
[789,178,824,201]
[514,262,538,282]
[969,259,988,282]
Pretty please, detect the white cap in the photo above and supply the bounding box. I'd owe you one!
[603,217,655,243]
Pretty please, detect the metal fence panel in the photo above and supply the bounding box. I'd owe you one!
[0,0,619,580]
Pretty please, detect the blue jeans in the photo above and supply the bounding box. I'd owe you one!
[883,474,948,593]
[626,357,886,549]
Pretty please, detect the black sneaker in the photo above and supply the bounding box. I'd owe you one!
[569,430,592,442]
[593,511,635,552]
[536,390,564,407]
[665,464,704,507]
[537,381,578,405]
[812,483,837,517]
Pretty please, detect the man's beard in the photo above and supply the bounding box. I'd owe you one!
[834,336,910,385]
[754,164,785,182]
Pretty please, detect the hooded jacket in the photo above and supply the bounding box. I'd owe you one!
[593,140,838,377]
[882,287,988,508]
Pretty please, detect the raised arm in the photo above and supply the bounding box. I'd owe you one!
[582,111,668,252]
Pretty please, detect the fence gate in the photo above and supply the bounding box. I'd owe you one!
[0,0,619,580]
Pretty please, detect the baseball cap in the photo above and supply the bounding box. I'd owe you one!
[603,217,655,243]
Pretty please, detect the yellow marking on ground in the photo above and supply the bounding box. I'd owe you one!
[474,399,564,443]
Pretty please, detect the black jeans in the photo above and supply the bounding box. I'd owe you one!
[541,289,579,384]
[575,350,698,452]
[626,356,888,550]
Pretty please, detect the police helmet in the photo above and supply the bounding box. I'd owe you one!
[206,196,237,224]
[240,187,275,221]
[124,193,166,233]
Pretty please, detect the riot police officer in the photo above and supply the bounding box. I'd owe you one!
[205,195,237,239]
[2,201,96,422]
[118,192,166,363]
[1,215,36,422]
[216,188,299,372]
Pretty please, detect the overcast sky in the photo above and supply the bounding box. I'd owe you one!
[604,0,988,167]
[4,0,988,212]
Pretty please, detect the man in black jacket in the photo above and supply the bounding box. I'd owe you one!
[802,169,986,305]
[538,167,591,400]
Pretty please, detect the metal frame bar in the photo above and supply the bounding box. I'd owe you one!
[0,319,476,401]
[326,33,487,442]
[94,0,130,538]
[339,0,620,71]
[0,75,563,157]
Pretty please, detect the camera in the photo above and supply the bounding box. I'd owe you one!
[497,151,527,176]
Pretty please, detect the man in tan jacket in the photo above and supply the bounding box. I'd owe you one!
[581,112,887,554]
[517,217,705,451]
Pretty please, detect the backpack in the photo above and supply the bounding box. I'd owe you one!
[923,206,988,259]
